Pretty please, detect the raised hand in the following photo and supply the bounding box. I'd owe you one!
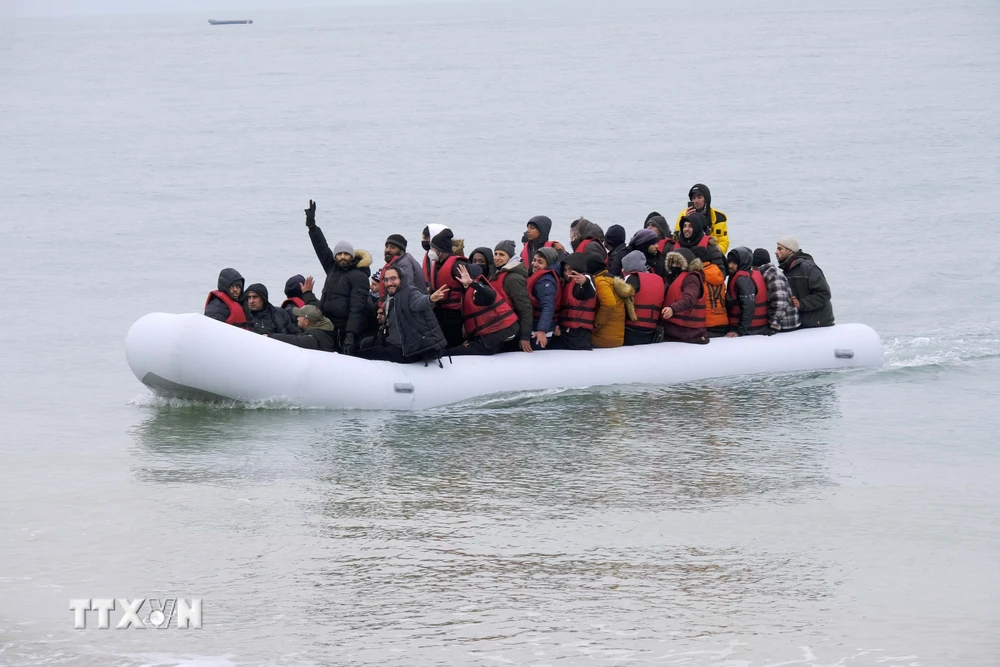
[301,275,315,292]
[305,200,316,227]
[430,286,450,303]
[456,263,473,288]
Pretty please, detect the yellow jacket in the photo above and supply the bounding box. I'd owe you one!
[675,208,730,254]
[591,271,633,348]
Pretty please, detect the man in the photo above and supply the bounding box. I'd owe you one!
[303,200,372,355]
[775,237,835,328]
[628,228,663,276]
[645,212,676,257]
[360,266,449,364]
[753,248,800,333]
[661,248,709,344]
[520,215,555,273]
[448,263,519,356]
[604,224,629,277]
[569,218,608,265]
[270,305,337,352]
[281,274,319,314]
[492,240,534,353]
[675,213,727,275]
[245,283,299,336]
[379,233,426,316]
[622,250,663,346]
[725,247,769,337]
[701,252,730,338]
[553,252,598,350]
[590,254,634,349]
[526,247,562,349]
[468,247,497,280]
[423,225,469,348]
[205,268,251,328]
[674,184,730,254]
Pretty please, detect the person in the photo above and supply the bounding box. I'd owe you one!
[675,213,727,275]
[447,263,519,356]
[270,305,337,352]
[303,200,372,355]
[674,184,729,254]
[661,248,709,344]
[622,250,663,346]
[604,224,629,277]
[725,246,769,337]
[645,212,676,256]
[554,252,598,350]
[245,283,299,336]
[526,247,562,349]
[281,274,319,315]
[569,218,608,264]
[360,266,449,364]
[423,225,469,347]
[379,233,426,316]
[492,240,534,353]
[628,228,664,277]
[752,248,800,333]
[590,254,634,349]
[205,268,251,328]
[775,237,835,328]
[701,254,730,338]
[468,247,497,280]
[520,215,556,273]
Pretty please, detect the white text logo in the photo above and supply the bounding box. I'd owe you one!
[69,598,202,629]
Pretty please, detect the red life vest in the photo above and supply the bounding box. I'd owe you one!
[521,240,557,268]
[461,276,519,338]
[378,254,400,309]
[664,271,706,329]
[526,268,562,325]
[683,235,710,249]
[490,271,510,300]
[625,271,664,329]
[727,269,769,329]
[558,279,596,331]
[281,296,306,310]
[577,238,593,253]
[428,254,466,311]
[205,290,248,328]
[657,238,675,255]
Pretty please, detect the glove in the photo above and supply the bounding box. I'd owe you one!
[763,327,776,336]
[342,333,355,356]
[305,200,316,228]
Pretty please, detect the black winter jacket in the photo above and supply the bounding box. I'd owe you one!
[309,225,372,337]
[205,268,251,324]
[780,250,835,327]
[385,272,448,358]
[271,328,337,352]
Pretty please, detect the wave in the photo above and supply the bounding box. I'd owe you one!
[881,325,1000,370]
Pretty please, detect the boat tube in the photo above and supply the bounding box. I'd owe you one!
[126,313,883,410]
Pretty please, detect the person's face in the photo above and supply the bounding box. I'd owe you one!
[384,244,402,262]
[335,252,353,268]
[728,260,738,275]
[775,244,792,262]
[525,224,540,241]
[297,316,310,328]
[531,254,547,273]
[471,254,488,269]
[647,244,659,255]
[246,292,265,312]
[645,222,663,239]
[691,193,706,210]
[682,221,694,239]
[229,283,242,299]
[384,271,401,295]
[493,249,510,266]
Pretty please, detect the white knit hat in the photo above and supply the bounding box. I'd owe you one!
[776,236,800,253]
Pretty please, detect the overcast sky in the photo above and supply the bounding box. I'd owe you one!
[1,0,495,18]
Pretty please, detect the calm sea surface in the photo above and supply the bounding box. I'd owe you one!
[1,1,999,665]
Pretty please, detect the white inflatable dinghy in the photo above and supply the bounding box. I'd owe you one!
[125,313,882,410]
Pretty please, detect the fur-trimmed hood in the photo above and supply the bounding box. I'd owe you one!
[353,248,372,269]
[452,239,465,257]
[665,250,704,274]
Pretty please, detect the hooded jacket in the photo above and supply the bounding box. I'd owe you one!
[384,252,427,295]
[308,222,373,338]
[384,266,448,358]
[726,246,766,336]
[521,215,553,271]
[271,318,337,352]
[245,283,299,336]
[530,256,561,334]
[674,183,730,254]
[677,213,727,276]
[591,269,635,348]
[570,219,608,266]
[205,268,252,324]
[468,247,497,281]
[493,258,533,342]
[779,250,834,327]
[662,250,708,343]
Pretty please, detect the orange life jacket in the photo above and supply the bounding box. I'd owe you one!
[727,269,768,329]
[664,271,706,329]
[205,290,248,328]
[558,279,597,331]
[701,263,729,328]
[461,276,519,338]
[625,271,664,329]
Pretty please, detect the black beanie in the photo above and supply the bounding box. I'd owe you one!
[605,224,626,247]
[385,234,407,252]
[431,228,454,252]
[284,274,305,298]
[752,248,770,267]
[245,282,269,302]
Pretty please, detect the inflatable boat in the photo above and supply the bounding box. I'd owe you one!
[125,313,883,410]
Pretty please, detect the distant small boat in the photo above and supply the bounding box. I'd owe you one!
[208,19,253,25]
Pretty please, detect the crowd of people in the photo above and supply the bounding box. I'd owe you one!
[204,184,835,364]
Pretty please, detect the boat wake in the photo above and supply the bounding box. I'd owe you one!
[881,325,1000,370]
